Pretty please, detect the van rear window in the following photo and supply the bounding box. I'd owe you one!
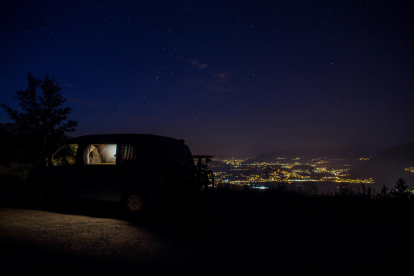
[84,144,117,165]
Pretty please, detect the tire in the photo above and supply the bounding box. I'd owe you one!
[122,191,147,215]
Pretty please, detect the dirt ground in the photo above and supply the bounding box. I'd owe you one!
[1,193,413,274]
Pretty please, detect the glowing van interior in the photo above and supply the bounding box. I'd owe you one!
[83,144,116,165]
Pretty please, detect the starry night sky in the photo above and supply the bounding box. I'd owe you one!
[1,0,413,157]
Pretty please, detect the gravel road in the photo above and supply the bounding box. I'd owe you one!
[1,196,413,274]
[0,201,220,273]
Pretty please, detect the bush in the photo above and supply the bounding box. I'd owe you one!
[0,166,30,193]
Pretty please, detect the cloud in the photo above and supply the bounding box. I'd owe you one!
[214,72,230,83]
[216,73,229,78]
[208,71,232,93]
[176,56,234,95]
[176,56,209,69]
[197,63,209,69]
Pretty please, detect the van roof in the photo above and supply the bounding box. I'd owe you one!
[66,134,185,144]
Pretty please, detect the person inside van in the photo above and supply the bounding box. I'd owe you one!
[84,144,104,164]
[99,144,116,163]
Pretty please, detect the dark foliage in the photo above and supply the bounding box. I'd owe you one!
[390,178,411,199]
[379,184,389,199]
[1,73,78,165]
[0,127,14,167]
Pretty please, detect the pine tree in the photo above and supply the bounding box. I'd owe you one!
[390,178,410,199]
[1,73,78,164]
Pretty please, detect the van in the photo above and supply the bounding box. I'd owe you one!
[28,134,211,214]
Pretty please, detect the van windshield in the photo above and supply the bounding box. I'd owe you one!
[52,144,78,166]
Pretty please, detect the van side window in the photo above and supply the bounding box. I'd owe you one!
[120,144,136,161]
[120,144,156,165]
[83,144,117,165]
[52,144,78,166]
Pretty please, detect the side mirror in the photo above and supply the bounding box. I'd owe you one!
[44,157,49,167]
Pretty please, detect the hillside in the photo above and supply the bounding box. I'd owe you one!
[349,143,414,189]
[244,145,385,164]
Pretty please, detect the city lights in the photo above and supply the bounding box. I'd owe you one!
[209,156,375,191]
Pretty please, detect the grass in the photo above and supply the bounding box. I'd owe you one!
[193,184,414,226]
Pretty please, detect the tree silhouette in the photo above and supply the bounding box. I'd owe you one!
[378,184,389,199]
[1,73,78,164]
[390,178,410,199]
[0,127,14,167]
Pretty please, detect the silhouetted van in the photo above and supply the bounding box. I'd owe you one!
[28,134,198,214]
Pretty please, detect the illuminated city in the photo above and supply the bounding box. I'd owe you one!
[405,167,414,173]
[208,156,374,192]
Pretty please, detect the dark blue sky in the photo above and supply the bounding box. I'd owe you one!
[1,0,413,157]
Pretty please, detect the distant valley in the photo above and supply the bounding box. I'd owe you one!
[211,144,414,193]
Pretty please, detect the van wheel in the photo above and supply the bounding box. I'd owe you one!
[122,192,146,215]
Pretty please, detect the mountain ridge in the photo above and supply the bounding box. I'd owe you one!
[244,145,386,164]
[349,143,414,189]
